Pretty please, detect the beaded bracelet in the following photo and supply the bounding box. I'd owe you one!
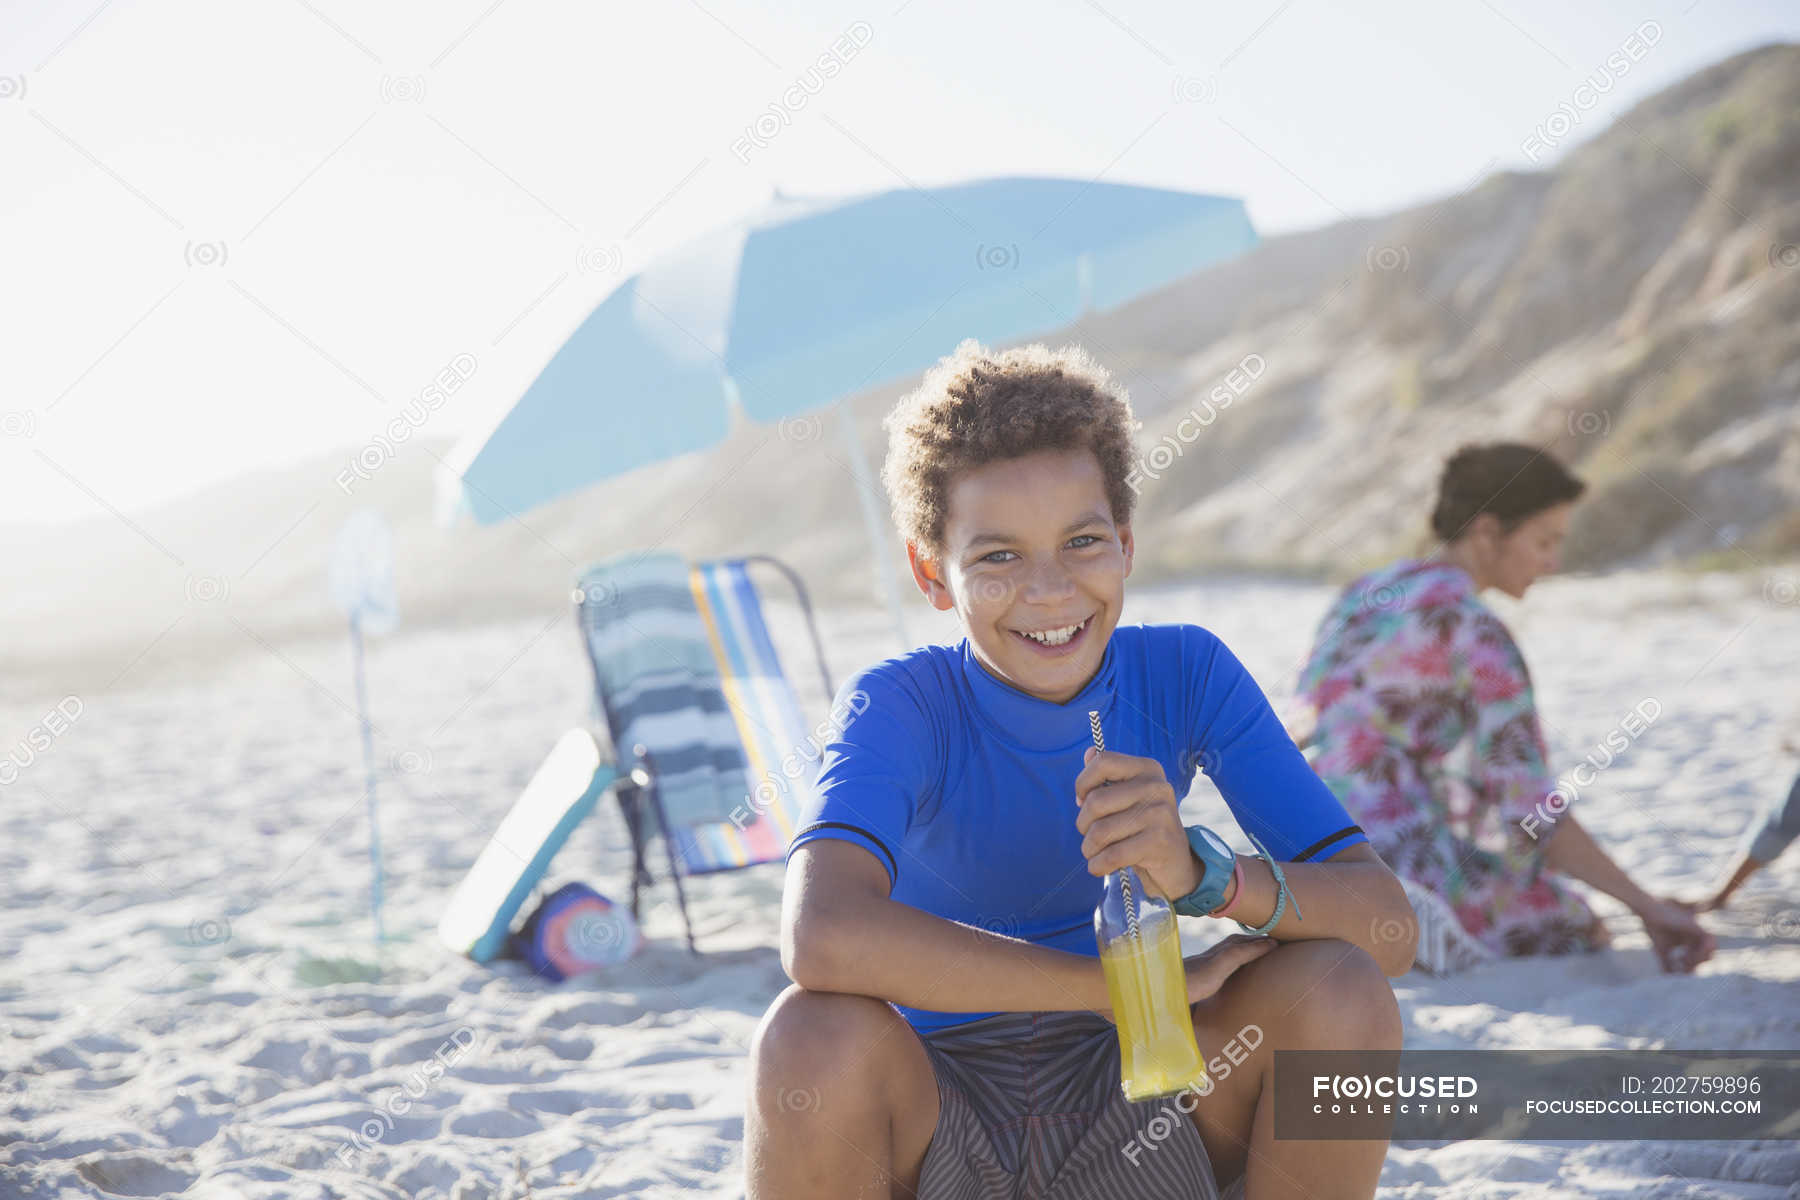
[1236,829,1304,936]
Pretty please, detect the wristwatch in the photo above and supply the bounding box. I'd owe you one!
[1171,824,1238,918]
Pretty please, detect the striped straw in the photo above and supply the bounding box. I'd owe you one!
[1088,710,1140,943]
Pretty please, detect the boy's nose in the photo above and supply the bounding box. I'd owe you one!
[1020,560,1077,602]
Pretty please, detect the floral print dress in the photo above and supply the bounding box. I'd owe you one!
[1296,558,1603,957]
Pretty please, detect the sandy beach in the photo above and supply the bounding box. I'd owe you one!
[3,566,1797,1199]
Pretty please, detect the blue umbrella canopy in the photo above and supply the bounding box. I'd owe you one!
[438,176,1256,526]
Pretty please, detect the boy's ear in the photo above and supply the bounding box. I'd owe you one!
[906,541,956,612]
[1119,524,1135,578]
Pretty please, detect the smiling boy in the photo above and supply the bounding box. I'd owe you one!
[745,340,1415,1200]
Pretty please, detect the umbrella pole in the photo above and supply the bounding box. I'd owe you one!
[349,610,386,946]
[836,401,911,652]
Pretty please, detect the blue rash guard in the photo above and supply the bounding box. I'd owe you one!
[785,622,1369,1034]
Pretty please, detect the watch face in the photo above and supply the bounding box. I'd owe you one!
[1195,826,1232,859]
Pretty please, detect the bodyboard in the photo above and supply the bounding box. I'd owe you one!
[437,728,618,962]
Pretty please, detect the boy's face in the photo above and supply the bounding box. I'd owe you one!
[909,447,1133,705]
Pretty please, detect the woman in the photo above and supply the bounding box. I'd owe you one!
[1295,442,1716,974]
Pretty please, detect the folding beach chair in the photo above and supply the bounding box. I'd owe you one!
[576,552,835,953]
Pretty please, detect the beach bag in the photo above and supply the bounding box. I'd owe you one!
[509,882,643,981]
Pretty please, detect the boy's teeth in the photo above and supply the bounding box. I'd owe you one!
[1022,619,1083,645]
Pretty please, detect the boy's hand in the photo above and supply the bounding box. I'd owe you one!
[1185,935,1278,1003]
[1075,747,1202,902]
[1090,936,1277,1023]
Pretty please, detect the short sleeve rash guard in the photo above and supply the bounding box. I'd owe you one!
[785,623,1367,1034]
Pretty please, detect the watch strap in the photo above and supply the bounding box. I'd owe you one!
[1172,824,1236,918]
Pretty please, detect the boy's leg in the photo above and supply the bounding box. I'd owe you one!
[1185,938,1403,1200]
[745,984,941,1199]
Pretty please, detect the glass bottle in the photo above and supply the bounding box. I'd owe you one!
[1095,865,1209,1101]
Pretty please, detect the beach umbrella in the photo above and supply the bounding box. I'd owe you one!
[437,176,1258,647]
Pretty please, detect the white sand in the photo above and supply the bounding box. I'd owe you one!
[2,568,1797,1198]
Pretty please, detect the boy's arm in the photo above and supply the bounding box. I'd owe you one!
[1200,840,1418,977]
[783,841,1276,1011]
[1173,628,1416,975]
[781,840,1110,1013]
[1075,745,1419,977]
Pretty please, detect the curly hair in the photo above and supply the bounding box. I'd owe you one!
[880,338,1139,557]
[1430,442,1586,542]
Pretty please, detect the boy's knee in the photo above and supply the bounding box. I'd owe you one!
[1273,939,1403,1051]
[750,984,906,1108]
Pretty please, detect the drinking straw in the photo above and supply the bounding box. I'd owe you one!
[1088,710,1140,943]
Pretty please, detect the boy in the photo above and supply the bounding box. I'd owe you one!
[746,340,1416,1200]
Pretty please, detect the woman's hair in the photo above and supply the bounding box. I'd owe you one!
[1430,442,1586,542]
[881,338,1138,556]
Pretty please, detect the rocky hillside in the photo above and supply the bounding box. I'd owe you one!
[1099,41,1800,579]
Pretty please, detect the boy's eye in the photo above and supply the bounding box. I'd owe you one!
[1068,534,1101,549]
[979,549,1017,564]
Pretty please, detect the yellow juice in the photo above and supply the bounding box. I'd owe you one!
[1099,915,1208,1101]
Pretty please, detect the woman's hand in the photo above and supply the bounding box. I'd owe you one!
[1074,747,1201,901]
[1636,898,1716,973]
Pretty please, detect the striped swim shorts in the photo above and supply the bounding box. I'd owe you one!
[914,1009,1246,1200]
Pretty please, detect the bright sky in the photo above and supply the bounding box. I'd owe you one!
[4,0,1795,528]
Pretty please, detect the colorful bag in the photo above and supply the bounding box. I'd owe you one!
[509,882,643,981]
